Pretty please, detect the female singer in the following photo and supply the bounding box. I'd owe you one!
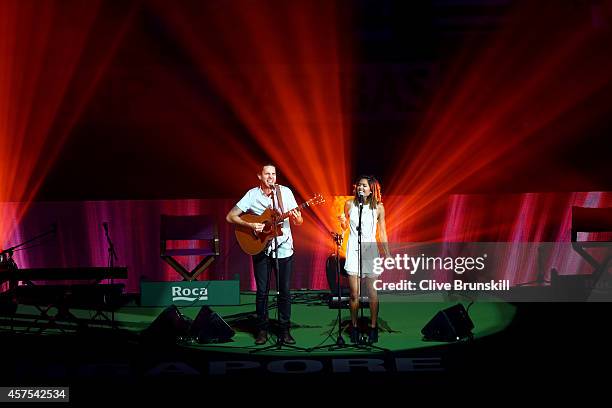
[339,175,390,343]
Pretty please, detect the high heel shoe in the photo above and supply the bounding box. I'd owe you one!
[368,326,378,343]
[350,326,360,344]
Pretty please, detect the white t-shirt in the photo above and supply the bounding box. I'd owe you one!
[236,185,298,258]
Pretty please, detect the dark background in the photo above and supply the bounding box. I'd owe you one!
[36,0,612,201]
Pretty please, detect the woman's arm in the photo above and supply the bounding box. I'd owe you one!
[377,203,391,257]
[338,199,352,231]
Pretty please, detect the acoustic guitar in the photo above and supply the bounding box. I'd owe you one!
[235,194,325,255]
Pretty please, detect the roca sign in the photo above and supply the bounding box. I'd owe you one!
[171,286,208,301]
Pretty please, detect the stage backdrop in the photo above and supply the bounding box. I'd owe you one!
[1,191,611,293]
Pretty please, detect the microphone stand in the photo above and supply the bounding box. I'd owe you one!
[515,245,550,287]
[251,185,306,353]
[1,225,57,290]
[357,195,365,344]
[269,188,282,345]
[310,231,370,352]
[332,232,345,346]
[103,223,119,327]
[1,225,57,258]
[309,232,347,351]
[311,199,387,352]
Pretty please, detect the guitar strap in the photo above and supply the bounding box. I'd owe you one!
[275,184,285,213]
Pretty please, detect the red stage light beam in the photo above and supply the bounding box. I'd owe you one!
[386,1,612,240]
[0,0,137,245]
[152,0,354,245]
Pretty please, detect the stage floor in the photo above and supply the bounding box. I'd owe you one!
[4,294,612,401]
[3,291,516,355]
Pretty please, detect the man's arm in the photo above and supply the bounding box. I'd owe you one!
[226,206,264,232]
[284,188,303,226]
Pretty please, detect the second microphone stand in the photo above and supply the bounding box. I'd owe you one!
[102,223,119,327]
[251,187,307,353]
[310,231,372,352]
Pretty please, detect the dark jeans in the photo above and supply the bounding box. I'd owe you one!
[252,253,293,330]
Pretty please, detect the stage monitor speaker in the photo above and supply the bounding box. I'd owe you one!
[141,305,191,344]
[421,303,474,342]
[189,306,235,344]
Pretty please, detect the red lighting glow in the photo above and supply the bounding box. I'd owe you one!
[0,0,136,245]
[151,0,353,249]
[386,1,612,240]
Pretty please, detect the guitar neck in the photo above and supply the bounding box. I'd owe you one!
[279,202,310,220]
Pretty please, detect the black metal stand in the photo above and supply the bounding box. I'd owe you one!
[515,245,551,287]
[251,187,308,353]
[357,198,365,342]
[310,231,375,352]
[309,232,347,351]
[310,201,387,353]
[99,222,119,327]
[332,232,345,346]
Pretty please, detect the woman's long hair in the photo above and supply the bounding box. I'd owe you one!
[352,175,382,210]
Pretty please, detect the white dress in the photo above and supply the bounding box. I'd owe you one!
[344,201,381,277]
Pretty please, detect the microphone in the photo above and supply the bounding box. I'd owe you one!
[358,191,364,203]
[103,222,109,234]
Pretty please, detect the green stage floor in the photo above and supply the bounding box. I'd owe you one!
[3,291,516,356]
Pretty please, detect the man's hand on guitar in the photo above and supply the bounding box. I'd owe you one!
[289,208,303,226]
[250,222,265,233]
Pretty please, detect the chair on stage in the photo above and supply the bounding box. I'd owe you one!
[160,215,220,281]
[570,206,612,280]
[551,206,612,300]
